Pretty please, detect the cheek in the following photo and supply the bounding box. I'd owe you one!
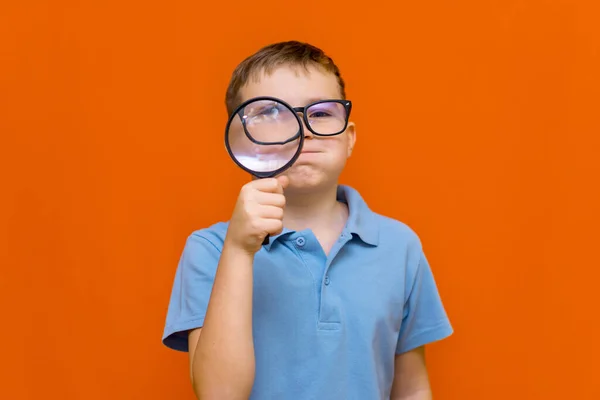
[319,147,351,173]
[327,140,352,160]
[319,136,348,152]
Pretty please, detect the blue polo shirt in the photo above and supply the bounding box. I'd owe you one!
[162,184,453,399]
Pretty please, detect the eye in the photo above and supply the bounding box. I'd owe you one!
[309,110,332,118]
[307,102,340,119]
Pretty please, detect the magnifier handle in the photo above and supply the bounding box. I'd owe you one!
[262,234,270,246]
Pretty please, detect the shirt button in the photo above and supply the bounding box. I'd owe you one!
[295,236,306,247]
[324,275,330,285]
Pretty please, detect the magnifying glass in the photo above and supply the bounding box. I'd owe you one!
[225,96,304,245]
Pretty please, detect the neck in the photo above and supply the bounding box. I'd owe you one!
[283,184,345,232]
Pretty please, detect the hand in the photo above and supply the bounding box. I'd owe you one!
[225,175,289,255]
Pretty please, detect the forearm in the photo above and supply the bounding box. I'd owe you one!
[192,241,256,399]
[393,388,432,400]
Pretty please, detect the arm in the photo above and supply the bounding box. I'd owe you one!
[188,242,256,400]
[390,346,432,400]
[163,177,287,399]
[393,247,453,399]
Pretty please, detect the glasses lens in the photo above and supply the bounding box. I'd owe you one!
[226,99,301,173]
[306,101,347,135]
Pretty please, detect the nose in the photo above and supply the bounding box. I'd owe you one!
[303,126,314,139]
[291,106,314,139]
[296,113,314,139]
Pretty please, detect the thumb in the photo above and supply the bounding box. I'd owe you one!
[276,174,290,189]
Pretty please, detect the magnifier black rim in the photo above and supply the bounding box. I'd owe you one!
[224,96,305,179]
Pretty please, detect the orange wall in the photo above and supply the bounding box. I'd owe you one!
[1,1,599,399]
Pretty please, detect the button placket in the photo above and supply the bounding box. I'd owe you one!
[316,231,350,330]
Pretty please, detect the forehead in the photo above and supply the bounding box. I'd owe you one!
[239,65,342,107]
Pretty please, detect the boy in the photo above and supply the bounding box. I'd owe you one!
[162,41,453,399]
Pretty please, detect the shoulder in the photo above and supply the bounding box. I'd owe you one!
[176,221,230,270]
[373,212,423,250]
[185,221,230,251]
[368,211,426,275]
[343,184,426,272]
[339,184,422,252]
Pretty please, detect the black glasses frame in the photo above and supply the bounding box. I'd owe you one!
[224,96,353,177]
[291,98,352,137]
[232,97,353,146]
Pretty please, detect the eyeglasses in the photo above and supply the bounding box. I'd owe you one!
[289,99,352,136]
[236,98,352,144]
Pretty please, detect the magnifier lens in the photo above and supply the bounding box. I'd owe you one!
[226,99,302,177]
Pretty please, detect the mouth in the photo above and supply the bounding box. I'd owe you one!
[300,150,320,154]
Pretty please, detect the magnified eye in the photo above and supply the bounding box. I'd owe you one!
[248,102,285,121]
[259,105,280,117]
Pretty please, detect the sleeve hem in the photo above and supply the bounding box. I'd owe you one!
[162,316,206,352]
[396,320,454,355]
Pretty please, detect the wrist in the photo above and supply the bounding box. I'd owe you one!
[222,237,257,260]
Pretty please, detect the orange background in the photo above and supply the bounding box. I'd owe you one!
[1,1,599,399]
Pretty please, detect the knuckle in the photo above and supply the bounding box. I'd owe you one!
[249,219,261,233]
[241,181,252,191]
[274,221,284,232]
[276,208,284,219]
[240,185,251,199]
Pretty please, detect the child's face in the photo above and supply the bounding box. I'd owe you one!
[239,65,356,194]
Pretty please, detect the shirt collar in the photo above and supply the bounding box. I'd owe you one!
[264,185,379,251]
[337,184,379,246]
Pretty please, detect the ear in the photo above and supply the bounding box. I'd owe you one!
[345,121,356,157]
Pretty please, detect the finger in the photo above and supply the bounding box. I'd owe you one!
[254,192,285,208]
[258,205,284,220]
[262,219,284,236]
[252,178,284,194]
[276,175,289,189]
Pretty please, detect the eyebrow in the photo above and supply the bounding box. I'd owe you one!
[302,97,335,105]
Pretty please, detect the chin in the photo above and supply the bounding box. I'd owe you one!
[284,165,337,193]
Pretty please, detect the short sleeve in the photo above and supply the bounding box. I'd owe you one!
[162,232,222,352]
[396,250,453,354]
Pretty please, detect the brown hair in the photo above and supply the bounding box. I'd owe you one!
[225,41,346,115]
